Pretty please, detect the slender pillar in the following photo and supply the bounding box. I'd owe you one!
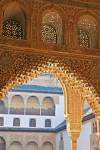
[71,139,77,150]
[64,85,83,150]
[67,128,80,150]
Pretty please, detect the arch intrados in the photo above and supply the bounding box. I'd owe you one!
[1,0,31,14]
[11,95,23,101]
[42,141,53,146]
[40,5,64,22]
[27,96,40,106]
[10,141,22,145]
[78,15,97,23]
[27,141,38,146]
[75,10,100,28]
[43,96,54,101]
[27,96,39,101]
[3,3,25,19]
[42,10,62,20]
[2,2,27,18]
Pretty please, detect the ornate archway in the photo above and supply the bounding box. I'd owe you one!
[0,48,100,150]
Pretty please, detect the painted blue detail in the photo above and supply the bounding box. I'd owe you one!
[55,120,66,132]
[0,127,55,133]
[11,85,63,94]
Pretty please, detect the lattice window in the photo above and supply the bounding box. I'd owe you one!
[45,119,51,127]
[42,24,57,44]
[2,19,23,39]
[78,29,89,48]
[78,19,97,48]
[29,119,36,127]
[13,118,20,127]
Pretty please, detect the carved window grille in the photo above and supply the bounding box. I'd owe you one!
[78,29,90,48]
[78,20,97,48]
[29,119,36,127]
[42,24,57,44]
[13,118,20,127]
[2,19,23,39]
[45,119,51,127]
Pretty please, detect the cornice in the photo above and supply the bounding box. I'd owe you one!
[0,44,100,61]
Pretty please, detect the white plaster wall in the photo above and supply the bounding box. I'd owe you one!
[77,121,92,150]
[56,121,92,150]
[56,130,71,150]
[0,114,59,128]
[54,95,64,126]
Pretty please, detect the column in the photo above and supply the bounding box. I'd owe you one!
[67,121,81,150]
[71,139,77,150]
[64,85,83,150]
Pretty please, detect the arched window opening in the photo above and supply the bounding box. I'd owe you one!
[26,96,40,115]
[13,118,20,127]
[2,3,26,39]
[3,19,23,39]
[10,95,24,115]
[42,12,63,45]
[0,137,6,150]
[42,142,53,150]
[10,142,22,150]
[78,15,98,48]
[45,119,51,127]
[41,97,55,116]
[0,117,4,126]
[26,142,38,150]
[29,119,36,127]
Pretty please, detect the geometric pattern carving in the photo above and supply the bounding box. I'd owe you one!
[2,19,23,39]
[42,24,57,44]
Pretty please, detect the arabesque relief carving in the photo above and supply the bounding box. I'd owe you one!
[0,0,100,150]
